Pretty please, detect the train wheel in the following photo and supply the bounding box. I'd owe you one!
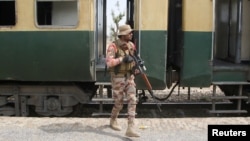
[28,96,82,117]
[65,104,83,117]
[29,103,83,117]
[0,96,15,116]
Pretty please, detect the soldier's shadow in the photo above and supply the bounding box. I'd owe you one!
[39,122,133,141]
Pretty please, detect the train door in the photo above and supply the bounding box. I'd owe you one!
[241,1,250,62]
[94,0,105,81]
[240,0,250,81]
[214,0,250,81]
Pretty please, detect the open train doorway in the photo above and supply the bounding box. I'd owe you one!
[106,0,133,52]
[95,0,133,66]
[95,0,134,82]
[213,0,250,81]
[214,0,250,63]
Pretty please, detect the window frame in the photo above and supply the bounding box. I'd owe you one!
[35,0,80,29]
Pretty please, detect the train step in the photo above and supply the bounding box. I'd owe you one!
[209,110,247,114]
[210,82,250,114]
[92,98,138,102]
[95,82,111,86]
[92,112,130,117]
[211,96,248,100]
[212,81,250,85]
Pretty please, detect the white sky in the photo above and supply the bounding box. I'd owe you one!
[106,0,127,36]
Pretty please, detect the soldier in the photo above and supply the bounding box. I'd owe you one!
[105,24,140,137]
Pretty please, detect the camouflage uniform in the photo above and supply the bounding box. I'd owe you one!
[106,39,137,122]
[106,24,140,137]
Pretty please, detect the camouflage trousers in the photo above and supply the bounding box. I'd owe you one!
[110,74,137,121]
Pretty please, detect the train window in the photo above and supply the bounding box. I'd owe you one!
[36,0,78,27]
[0,0,16,26]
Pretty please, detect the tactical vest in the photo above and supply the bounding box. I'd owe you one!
[109,40,135,75]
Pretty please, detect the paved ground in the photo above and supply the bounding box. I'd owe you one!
[0,117,249,141]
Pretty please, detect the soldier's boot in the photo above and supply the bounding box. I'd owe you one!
[110,118,121,131]
[125,120,140,137]
[110,110,121,131]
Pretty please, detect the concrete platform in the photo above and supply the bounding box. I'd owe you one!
[0,117,249,141]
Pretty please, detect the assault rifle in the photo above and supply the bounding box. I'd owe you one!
[131,51,162,112]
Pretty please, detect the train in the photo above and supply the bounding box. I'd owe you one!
[0,0,249,117]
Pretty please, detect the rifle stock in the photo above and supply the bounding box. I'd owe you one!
[141,73,152,90]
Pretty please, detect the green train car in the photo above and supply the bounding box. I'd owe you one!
[0,0,249,116]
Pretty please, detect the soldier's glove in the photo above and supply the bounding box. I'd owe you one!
[123,55,134,63]
[132,66,141,76]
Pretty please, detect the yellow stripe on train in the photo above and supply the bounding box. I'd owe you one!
[134,0,213,32]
